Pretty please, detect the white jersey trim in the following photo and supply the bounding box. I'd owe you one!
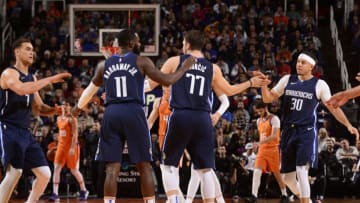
[271,75,331,102]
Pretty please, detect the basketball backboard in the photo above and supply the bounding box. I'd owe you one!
[69,4,160,57]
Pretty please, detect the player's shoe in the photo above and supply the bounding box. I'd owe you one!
[48,193,60,202]
[79,190,89,201]
[244,195,257,203]
[280,195,289,203]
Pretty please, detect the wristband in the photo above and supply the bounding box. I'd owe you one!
[249,79,253,87]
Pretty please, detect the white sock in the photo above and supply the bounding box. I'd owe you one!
[168,194,182,203]
[104,196,116,203]
[0,165,23,203]
[186,165,200,200]
[198,169,215,201]
[53,183,59,195]
[211,170,225,203]
[52,164,62,195]
[144,196,155,203]
[281,188,287,196]
[27,166,51,202]
[185,199,193,203]
[252,169,262,197]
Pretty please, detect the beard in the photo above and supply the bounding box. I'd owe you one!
[133,45,141,55]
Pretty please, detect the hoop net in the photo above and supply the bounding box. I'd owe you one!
[100,46,120,58]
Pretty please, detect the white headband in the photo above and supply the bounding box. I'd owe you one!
[298,53,316,66]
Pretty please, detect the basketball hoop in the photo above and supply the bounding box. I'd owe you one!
[100,46,120,59]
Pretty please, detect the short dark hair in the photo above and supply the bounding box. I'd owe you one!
[184,30,205,50]
[117,29,137,47]
[12,37,31,51]
[255,101,268,109]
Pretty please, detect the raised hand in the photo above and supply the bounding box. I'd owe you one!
[49,72,72,84]
[347,125,359,141]
[250,75,271,87]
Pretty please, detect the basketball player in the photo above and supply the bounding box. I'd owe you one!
[159,30,269,203]
[0,37,71,203]
[245,101,288,203]
[184,97,228,203]
[147,85,228,203]
[146,85,171,150]
[327,72,360,108]
[261,52,359,203]
[72,29,196,203]
[49,102,88,201]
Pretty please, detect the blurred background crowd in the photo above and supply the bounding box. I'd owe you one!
[2,0,360,201]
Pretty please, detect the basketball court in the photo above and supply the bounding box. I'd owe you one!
[10,198,359,203]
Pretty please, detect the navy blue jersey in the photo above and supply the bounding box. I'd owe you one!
[103,52,145,106]
[170,55,213,112]
[0,67,34,129]
[282,75,319,126]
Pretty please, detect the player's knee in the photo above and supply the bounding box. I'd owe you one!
[39,166,51,181]
[253,168,262,178]
[105,163,120,179]
[160,164,179,191]
[282,172,294,184]
[8,165,23,179]
[136,161,152,173]
[70,168,78,174]
[43,167,51,180]
[295,166,308,182]
[296,166,310,198]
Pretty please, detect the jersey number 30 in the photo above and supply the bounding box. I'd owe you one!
[115,76,127,97]
[290,98,303,111]
[186,73,205,96]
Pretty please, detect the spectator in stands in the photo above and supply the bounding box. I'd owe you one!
[299,10,315,30]
[336,139,359,181]
[230,154,252,197]
[273,6,289,27]
[336,139,359,161]
[305,30,322,51]
[275,57,291,77]
[230,58,248,83]
[215,145,231,195]
[319,138,342,179]
[287,3,301,21]
[216,56,230,77]
[232,101,250,131]
[318,128,330,152]
[242,143,256,172]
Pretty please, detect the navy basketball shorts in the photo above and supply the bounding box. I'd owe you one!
[0,122,48,169]
[95,103,152,163]
[162,109,214,169]
[280,125,318,173]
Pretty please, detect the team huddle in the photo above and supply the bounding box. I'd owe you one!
[0,29,358,203]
